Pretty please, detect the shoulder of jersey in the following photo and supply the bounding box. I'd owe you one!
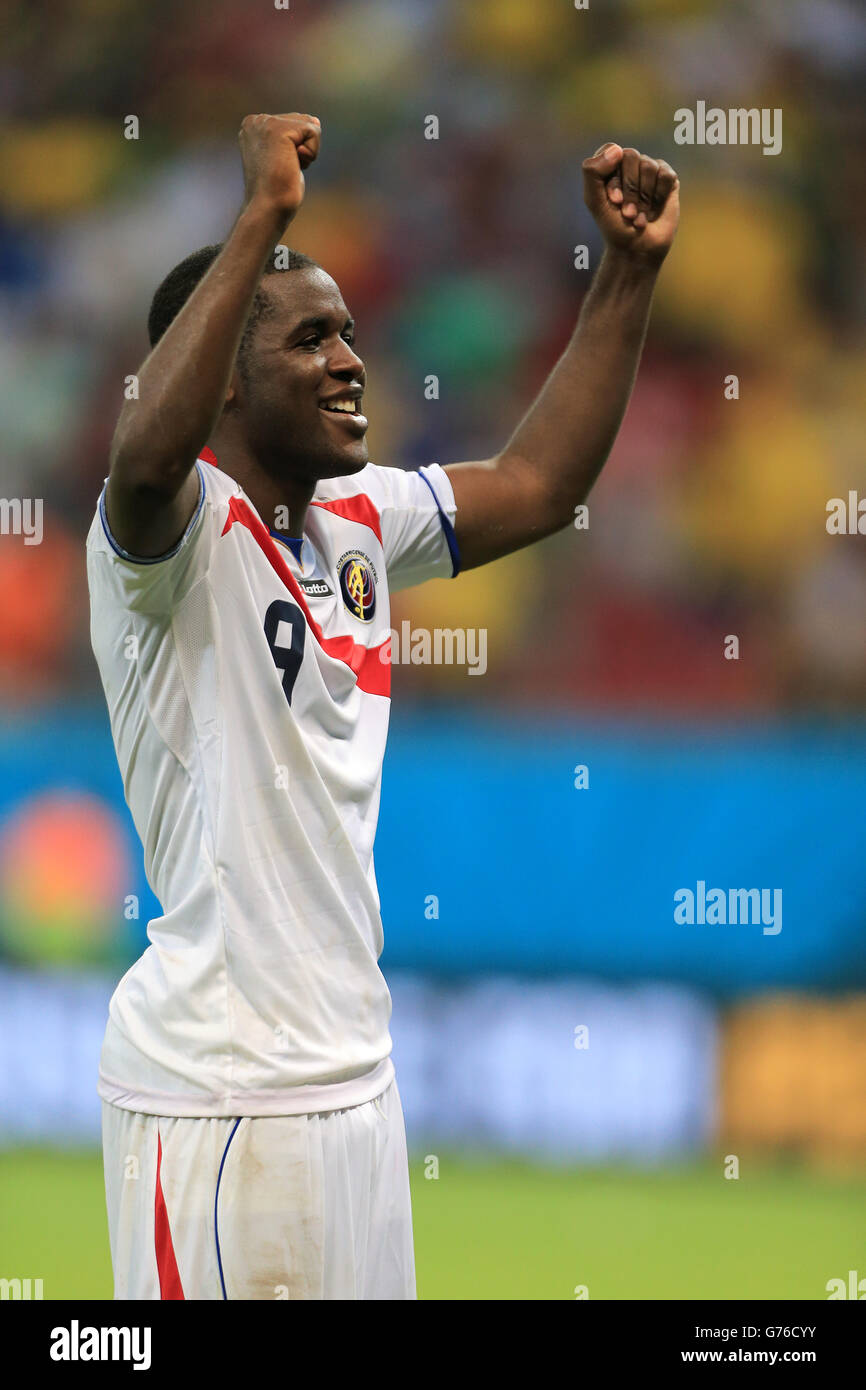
[197,452,241,501]
[310,462,383,505]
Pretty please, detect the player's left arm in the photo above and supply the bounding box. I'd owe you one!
[444,144,680,570]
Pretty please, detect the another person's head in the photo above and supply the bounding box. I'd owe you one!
[148,245,368,483]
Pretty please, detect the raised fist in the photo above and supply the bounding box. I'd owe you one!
[239,112,321,220]
[583,143,680,264]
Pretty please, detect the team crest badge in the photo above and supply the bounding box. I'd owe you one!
[337,551,377,623]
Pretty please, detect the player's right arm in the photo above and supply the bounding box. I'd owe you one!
[105,112,321,559]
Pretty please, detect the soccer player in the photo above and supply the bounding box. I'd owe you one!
[87,113,679,1299]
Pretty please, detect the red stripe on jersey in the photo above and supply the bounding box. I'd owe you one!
[201,453,381,545]
[221,495,390,697]
[309,494,383,546]
[154,1132,185,1300]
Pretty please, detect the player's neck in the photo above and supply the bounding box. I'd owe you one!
[211,435,316,537]
[246,470,315,539]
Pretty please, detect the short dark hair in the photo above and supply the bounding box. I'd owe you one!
[147,243,319,371]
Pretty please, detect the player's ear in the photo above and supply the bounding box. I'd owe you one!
[225,369,242,408]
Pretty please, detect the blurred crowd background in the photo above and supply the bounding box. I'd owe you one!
[1,0,865,712]
[1,0,865,1296]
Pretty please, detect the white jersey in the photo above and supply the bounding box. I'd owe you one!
[86,453,459,1117]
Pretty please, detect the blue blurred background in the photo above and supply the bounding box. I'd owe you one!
[1,0,866,1299]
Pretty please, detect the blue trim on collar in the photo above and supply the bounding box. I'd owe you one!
[268,530,304,563]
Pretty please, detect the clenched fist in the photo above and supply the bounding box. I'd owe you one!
[239,112,321,222]
[583,144,680,264]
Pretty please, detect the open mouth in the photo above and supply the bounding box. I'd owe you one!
[319,396,368,433]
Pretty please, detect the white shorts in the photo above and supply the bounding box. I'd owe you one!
[101,1079,415,1300]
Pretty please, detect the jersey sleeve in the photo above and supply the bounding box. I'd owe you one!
[363,462,460,593]
[86,461,216,615]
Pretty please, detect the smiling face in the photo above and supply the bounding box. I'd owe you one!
[233,265,368,485]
